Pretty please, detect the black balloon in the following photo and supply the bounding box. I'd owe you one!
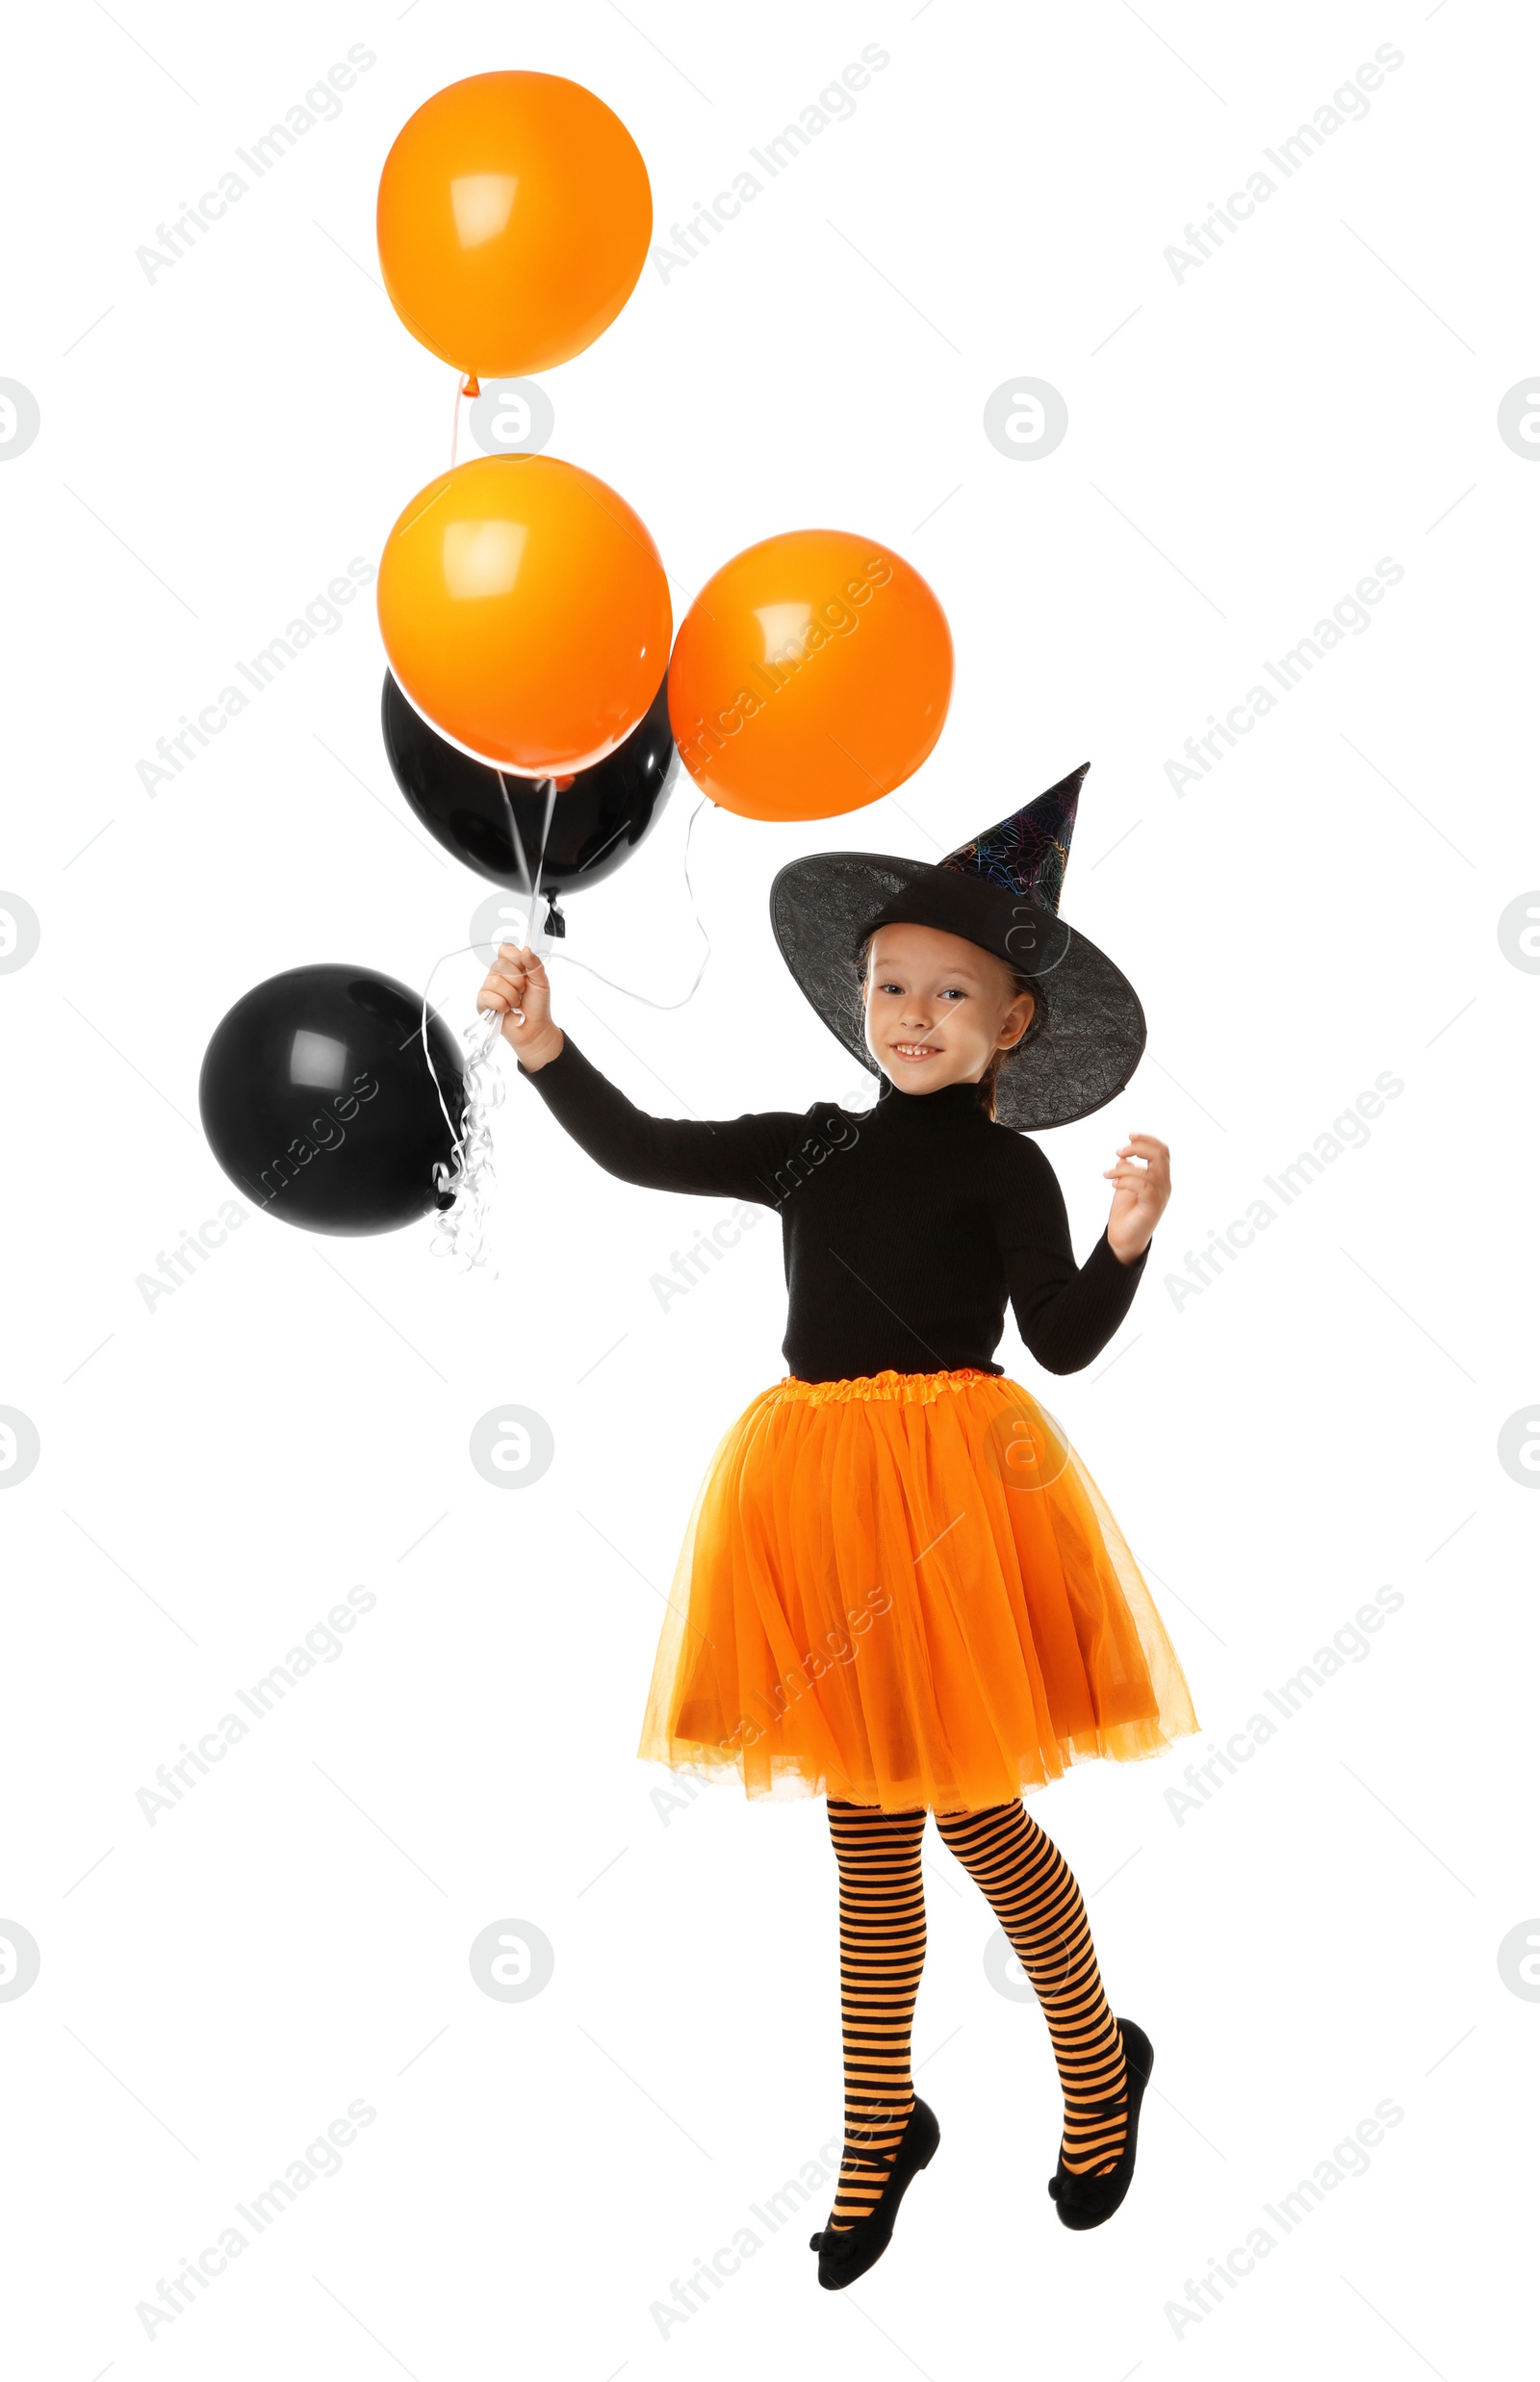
[380,668,678,928]
[199,965,465,1236]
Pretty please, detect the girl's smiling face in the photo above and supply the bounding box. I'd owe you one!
[862,922,1037,1095]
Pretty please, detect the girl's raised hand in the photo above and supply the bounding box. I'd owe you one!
[476,942,564,1070]
[1102,1133,1170,1264]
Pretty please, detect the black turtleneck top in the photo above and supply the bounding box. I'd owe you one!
[518,1037,1149,1384]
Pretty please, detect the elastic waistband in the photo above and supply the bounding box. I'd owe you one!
[772,1368,994,1408]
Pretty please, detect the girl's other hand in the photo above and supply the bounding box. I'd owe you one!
[1103,1133,1169,1263]
[477,942,564,1069]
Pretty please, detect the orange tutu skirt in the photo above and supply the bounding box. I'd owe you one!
[637,1368,1199,1814]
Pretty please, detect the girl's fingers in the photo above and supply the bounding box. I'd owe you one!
[497,941,548,982]
[1104,1163,1167,1192]
[494,946,550,1000]
[1115,1136,1169,1168]
[488,943,550,1040]
[1110,1138,1170,1188]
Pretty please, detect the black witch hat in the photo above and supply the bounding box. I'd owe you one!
[768,763,1145,1131]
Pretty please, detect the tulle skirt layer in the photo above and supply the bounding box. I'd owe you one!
[637,1368,1200,1815]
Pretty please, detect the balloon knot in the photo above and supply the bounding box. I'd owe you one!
[461,374,480,399]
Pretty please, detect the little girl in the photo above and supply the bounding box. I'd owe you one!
[478,763,1198,2291]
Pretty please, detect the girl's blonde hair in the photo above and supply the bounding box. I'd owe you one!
[855,931,1048,1122]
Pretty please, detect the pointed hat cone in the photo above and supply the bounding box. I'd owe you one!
[939,762,1088,915]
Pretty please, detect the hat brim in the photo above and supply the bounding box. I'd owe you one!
[769,852,1147,1132]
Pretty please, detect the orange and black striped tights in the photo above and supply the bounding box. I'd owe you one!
[827,1796,1129,2229]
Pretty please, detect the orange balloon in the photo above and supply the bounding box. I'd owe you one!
[667,530,953,822]
[377,455,672,776]
[376,72,652,378]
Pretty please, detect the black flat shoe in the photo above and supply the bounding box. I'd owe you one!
[1047,2018,1153,2231]
[808,2098,940,2290]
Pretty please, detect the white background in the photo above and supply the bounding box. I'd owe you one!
[2,1,1534,2373]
